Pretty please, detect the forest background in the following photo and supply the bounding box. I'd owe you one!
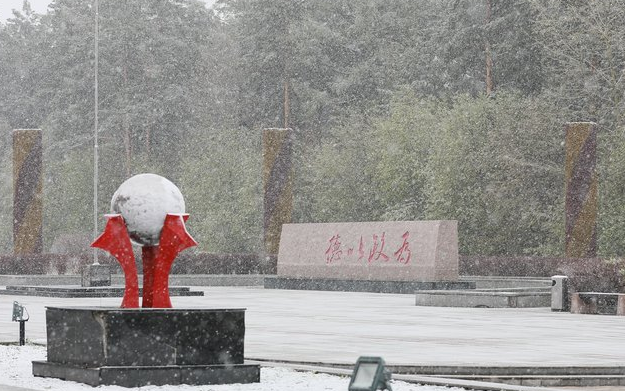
[0,0,624,258]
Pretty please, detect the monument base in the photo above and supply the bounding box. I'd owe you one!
[81,264,112,287]
[32,361,260,387]
[264,276,474,293]
[32,307,260,387]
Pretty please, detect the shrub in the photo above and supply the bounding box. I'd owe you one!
[561,258,625,293]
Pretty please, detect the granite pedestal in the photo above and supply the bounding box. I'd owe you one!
[32,307,260,387]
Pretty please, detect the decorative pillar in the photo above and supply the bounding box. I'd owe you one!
[262,128,294,256]
[564,122,597,258]
[13,129,43,255]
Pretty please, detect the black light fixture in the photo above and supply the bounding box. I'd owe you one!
[12,301,29,346]
[348,356,392,391]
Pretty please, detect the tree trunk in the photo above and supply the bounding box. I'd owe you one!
[485,43,494,95]
[122,115,131,177]
[122,63,131,177]
[485,0,494,95]
[145,125,151,161]
[283,78,290,129]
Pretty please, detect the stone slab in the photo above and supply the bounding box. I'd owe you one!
[32,360,260,387]
[277,220,458,281]
[474,287,550,293]
[253,362,625,391]
[571,292,625,315]
[264,276,473,294]
[415,290,551,308]
[382,365,625,376]
[0,285,204,298]
[460,276,552,289]
[407,374,625,388]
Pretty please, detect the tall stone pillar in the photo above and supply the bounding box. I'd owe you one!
[13,129,43,255]
[564,122,597,258]
[262,128,293,256]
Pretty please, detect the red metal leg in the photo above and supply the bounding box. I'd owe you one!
[91,214,139,308]
[141,246,158,308]
[150,214,197,308]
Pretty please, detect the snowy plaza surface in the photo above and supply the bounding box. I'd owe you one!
[0,286,624,390]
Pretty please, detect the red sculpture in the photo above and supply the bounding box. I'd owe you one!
[91,213,197,308]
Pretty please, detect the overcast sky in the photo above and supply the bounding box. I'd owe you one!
[0,0,216,22]
[0,0,48,21]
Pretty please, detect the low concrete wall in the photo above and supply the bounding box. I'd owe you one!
[461,256,625,293]
[571,292,625,315]
[0,274,265,287]
[0,253,275,275]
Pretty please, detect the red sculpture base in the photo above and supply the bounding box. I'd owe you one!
[91,213,197,308]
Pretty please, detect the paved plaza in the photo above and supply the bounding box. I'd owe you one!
[1,285,623,367]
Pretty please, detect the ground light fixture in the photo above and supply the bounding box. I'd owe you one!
[348,356,393,391]
[11,301,29,346]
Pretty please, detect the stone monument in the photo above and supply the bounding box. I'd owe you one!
[32,173,260,386]
[265,220,473,293]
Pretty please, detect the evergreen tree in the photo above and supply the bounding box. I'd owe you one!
[434,0,544,96]
[218,0,305,129]
[0,2,47,128]
[426,93,563,255]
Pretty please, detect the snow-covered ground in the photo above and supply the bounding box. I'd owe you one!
[0,344,465,391]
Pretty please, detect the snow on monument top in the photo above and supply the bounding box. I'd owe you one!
[110,173,185,246]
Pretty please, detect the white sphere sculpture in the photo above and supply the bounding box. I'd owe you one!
[110,173,185,246]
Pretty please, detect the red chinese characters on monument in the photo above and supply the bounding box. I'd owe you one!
[368,232,389,262]
[325,234,343,263]
[393,231,411,264]
[324,231,413,265]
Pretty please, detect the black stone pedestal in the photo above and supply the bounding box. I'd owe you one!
[32,307,260,387]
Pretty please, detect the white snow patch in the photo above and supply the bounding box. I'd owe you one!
[0,344,465,391]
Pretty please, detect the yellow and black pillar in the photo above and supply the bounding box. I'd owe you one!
[262,128,293,256]
[564,122,597,258]
[13,129,43,255]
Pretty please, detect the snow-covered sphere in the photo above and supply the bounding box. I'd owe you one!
[110,173,185,246]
